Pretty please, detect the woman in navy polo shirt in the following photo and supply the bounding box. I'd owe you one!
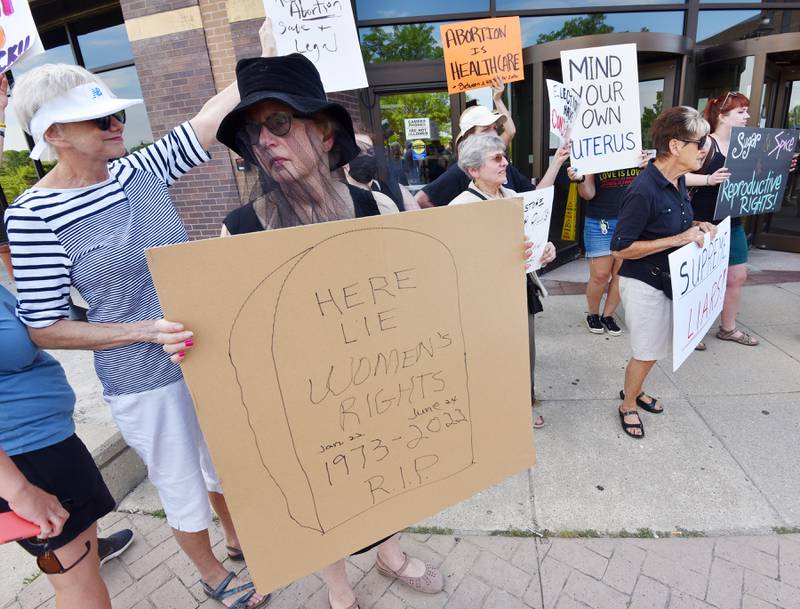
[610,107,716,439]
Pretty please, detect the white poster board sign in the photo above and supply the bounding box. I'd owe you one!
[404,118,431,140]
[0,0,44,73]
[668,217,731,371]
[560,43,641,174]
[265,0,368,92]
[523,186,554,271]
[546,79,581,146]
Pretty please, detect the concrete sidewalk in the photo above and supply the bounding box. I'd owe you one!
[2,259,800,608]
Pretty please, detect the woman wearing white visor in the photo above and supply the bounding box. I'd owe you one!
[3,22,276,609]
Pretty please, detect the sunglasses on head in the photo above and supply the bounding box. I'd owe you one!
[245,111,307,140]
[28,537,92,575]
[679,135,708,150]
[93,110,126,131]
[719,91,744,111]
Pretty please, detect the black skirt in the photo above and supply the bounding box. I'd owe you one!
[0,434,115,555]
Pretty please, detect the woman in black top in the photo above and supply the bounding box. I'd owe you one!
[611,107,716,439]
[216,53,444,609]
[686,92,755,348]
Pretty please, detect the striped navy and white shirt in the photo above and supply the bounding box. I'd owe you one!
[4,122,211,396]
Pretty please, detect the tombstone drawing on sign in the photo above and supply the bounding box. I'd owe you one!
[714,127,798,220]
[228,229,474,533]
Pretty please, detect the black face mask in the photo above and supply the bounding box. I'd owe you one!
[348,154,378,183]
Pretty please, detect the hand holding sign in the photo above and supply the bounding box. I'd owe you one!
[264,0,367,92]
[546,79,581,146]
[0,0,43,74]
[522,186,555,271]
[441,17,523,94]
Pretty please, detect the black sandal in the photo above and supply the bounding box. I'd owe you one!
[618,408,644,438]
[619,390,663,414]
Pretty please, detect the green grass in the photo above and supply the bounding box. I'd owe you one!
[404,526,454,536]
[490,528,541,538]
[22,572,40,585]
[773,526,800,534]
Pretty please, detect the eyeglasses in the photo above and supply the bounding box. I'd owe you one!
[245,111,306,140]
[93,110,126,131]
[485,152,507,164]
[679,135,708,150]
[357,145,375,156]
[29,538,92,575]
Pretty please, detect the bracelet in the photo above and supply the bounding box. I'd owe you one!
[574,175,585,183]
[705,174,710,185]
[0,129,6,138]
[0,123,6,129]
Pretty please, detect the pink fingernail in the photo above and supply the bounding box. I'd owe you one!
[185,339,194,347]
[178,351,185,358]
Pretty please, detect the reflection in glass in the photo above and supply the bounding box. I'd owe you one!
[697,10,799,44]
[640,79,664,149]
[500,0,678,8]
[355,0,487,21]
[360,23,446,64]
[695,56,754,114]
[78,24,134,70]
[378,91,453,189]
[98,66,153,151]
[763,78,800,237]
[521,12,685,45]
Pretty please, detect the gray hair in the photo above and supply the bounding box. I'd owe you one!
[652,106,711,160]
[12,64,103,156]
[457,133,506,174]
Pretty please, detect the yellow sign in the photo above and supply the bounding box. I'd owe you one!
[440,17,523,95]
[561,182,578,242]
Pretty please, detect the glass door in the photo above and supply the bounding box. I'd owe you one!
[376,90,455,194]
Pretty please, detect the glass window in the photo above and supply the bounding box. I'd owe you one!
[640,79,664,149]
[695,56,754,112]
[360,23,448,64]
[97,66,153,151]
[521,12,685,46]
[73,9,134,70]
[695,10,795,44]
[501,0,681,9]
[12,26,75,75]
[356,0,488,21]
[378,91,453,190]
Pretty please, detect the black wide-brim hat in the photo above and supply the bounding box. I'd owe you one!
[216,54,359,170]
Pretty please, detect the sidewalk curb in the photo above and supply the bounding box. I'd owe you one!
[92,431,147,505]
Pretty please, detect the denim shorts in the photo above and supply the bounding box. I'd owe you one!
[584,217,617,258]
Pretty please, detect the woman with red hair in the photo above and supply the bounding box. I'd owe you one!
[686,92,757,348]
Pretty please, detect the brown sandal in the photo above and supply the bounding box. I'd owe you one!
[376,552,444,594]
[716,327,759,346]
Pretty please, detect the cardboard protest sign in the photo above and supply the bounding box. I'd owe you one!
[546,79,581,146]
[523,186,554,271]
[0,0,43,74]
[440,17,523,94]
[404,118,431,140]
[265,0,367,92]
[714,127,798,220]
[668,217,731,371]
[561,43,642,174]
[146,201,536,594]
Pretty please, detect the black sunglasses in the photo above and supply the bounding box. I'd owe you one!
[93,110,126,131]
[28,538,92,575]
[679,135,708,150]
[245,111,306,140]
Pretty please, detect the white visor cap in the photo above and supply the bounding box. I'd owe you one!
[28,82,143,160]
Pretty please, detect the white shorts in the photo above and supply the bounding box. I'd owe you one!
[619,276,672,362]
[106,379,222,532]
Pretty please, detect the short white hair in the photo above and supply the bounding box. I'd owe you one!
[13,63,103,137]
[457,133,506,174]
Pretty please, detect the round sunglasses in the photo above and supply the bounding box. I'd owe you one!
[245,111,307,141]
[28,537,92,575]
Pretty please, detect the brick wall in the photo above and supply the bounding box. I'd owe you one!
[121,2,367,238]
